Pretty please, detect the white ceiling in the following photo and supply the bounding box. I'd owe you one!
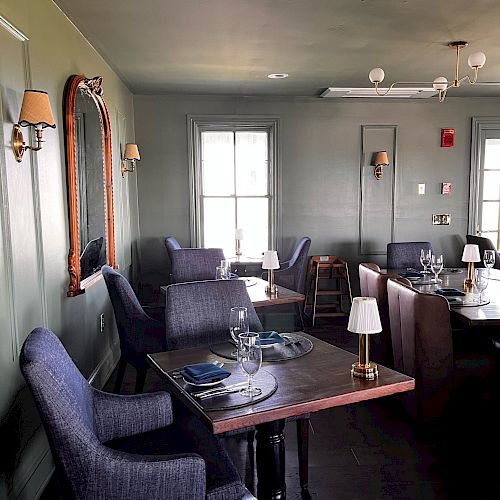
[54,0,500,97]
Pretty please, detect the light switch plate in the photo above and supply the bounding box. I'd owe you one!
[432,214,451,225]
[418,183,426,195]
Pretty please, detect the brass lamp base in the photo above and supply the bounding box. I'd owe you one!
[265,284,278,296]
[463,261,475,293]
[351,362,378,380]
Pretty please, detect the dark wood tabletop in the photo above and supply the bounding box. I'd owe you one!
[385,268,500,326]
[148,333,415,434]
[160,277,305,308]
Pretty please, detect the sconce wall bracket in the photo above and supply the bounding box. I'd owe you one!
[12,124,44,162]
[374,165,383,180]
[121,159,136,178]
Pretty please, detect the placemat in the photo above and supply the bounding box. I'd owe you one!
[210,333,313,362]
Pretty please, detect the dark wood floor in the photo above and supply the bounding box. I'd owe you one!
[41,319,500,499]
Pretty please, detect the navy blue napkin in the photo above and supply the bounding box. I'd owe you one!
[435,288,466,297]
[399,271,423,278]
[229,272,239,279]
[258,331,284,346]
[181,363,231,384]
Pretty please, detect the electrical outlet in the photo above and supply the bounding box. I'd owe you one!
[432,214,451,225]
[418,183,426,195]
[99,313,105,333]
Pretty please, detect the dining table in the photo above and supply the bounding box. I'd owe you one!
[160,277,305,308]
[148,333,414,499]
[385,268,500,326]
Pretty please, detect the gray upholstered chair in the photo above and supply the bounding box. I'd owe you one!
[171,248,226,283]
[102,266,166,394]
[80,235,103,280]
[387,241,434,270]
[164,235,181,261]
[466,234,500,269]
[20,327,247,500]
[273,237,311,293]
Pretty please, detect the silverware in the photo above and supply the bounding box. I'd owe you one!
[196,386,245,399]
[192,381,247,398]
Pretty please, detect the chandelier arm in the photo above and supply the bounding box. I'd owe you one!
[374,81,444,96]
[438,88,448,103]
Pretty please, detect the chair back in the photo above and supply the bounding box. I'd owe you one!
[387,278,453,425]
[275,237,311,293]
[171,248,225,283]
[20,328,98,496]
[164,236,181,261]
[387,241,433,270]
[80,236,104,279]
[466,234,500,268]
[165,279,263,350]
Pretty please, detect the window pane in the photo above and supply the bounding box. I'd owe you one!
[481,201,499,232]
[237,198,268,257]
[484,139,500,170]
[235,132,268,196]
[203,198,235,257]
[482,171,500,200]
[202,132,234,196]
[481,232,499,250]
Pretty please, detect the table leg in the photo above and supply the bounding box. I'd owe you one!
[256,419,286,499]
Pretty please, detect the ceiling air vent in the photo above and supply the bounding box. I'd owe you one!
[321,87,438,99]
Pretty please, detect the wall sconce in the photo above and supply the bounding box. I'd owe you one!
[262,250,280,296]
[121,143,140,177]
[371,151,389,180]
[13,90,56,162]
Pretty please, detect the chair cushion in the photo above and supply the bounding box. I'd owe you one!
[105,414,244,500]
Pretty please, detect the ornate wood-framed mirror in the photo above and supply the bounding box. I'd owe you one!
[64,75,116,297]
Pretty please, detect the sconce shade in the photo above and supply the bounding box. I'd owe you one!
[373,151,389,166]
[235,228,244,240]
[124,143,140,160]
[18,90,56,128]
[262,250,280,270]
[462,244,481,262]
[348,297,382,334]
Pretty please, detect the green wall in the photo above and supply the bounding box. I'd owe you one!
[0,1,139,497]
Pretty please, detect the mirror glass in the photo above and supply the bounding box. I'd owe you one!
[74,88,107,280]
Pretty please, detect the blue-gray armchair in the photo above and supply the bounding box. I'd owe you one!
[387,241,434,270]
[20,328,246,499]
[171,248,226,283]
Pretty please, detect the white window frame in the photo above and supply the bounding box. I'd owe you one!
[187,115,280,252]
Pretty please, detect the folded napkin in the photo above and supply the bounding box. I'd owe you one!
[435,288,466,297]
[258,331,284,346]
[228,272,239,279]
[399,271,423,278]
[181,363,230,384]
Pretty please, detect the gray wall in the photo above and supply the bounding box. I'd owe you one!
[0,1,139,497]
[133,93,500,289]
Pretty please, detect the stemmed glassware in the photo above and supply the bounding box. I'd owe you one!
[430,254,444,283]
[420,249,432,274]
[229,307,249,344]
[475,269,488,303]
[483,250,495,273]
[237,332,262,397]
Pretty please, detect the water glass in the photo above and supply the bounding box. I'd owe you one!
[420,249,432,274]
[474,269,488,303]
[229,307,249,343]
[221,259,231,276]
[483,250,495,271]
[215,265,228,280]
[237,332,262,397]
[430,254,444,283]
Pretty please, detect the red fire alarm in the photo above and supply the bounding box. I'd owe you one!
[441,128,455,148]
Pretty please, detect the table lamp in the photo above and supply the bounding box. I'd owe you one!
[462,244,481,292]
[262,250,280,296]
[348,297,382,380]
[235,228,244,257]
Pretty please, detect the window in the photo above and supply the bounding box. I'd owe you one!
[470,119,500,249]
[189,117,279,258]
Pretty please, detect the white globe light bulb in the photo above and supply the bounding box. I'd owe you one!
[468,51,486,69]
[433,77,448,91]
[369,67,385,84]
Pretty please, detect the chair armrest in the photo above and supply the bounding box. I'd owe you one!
[88,446,206,499]
[93,389,173,442]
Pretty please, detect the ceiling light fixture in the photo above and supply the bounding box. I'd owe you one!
[368,41,497,103]
[267,73,289,79]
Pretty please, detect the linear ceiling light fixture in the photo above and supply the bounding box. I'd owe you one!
[368,41,497,103]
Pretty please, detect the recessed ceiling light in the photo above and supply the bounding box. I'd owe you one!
[267,73,289,79]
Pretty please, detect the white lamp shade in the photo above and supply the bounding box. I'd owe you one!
[262,250,280,270]
[235,228,244,240]
[368,67,385,84]
[433,77,448,91]
[124,143,140,160]
[468,51,486,69]
[462,244,481,262]
[348,297,382,334]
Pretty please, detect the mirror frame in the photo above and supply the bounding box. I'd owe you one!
[64,74,116,297]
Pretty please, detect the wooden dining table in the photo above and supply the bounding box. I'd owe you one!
[385,268,500,326]
[160,277,305,308]
[148,333,414,499]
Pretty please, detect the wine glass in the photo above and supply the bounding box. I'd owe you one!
[229,307,249,344]
[237,332,262,397]
[430,254,444,283]
[420,249,431,274]
[215,266,228,280]
[474,269,488,303]
[221,259,231,277]
[483,250,495,272]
